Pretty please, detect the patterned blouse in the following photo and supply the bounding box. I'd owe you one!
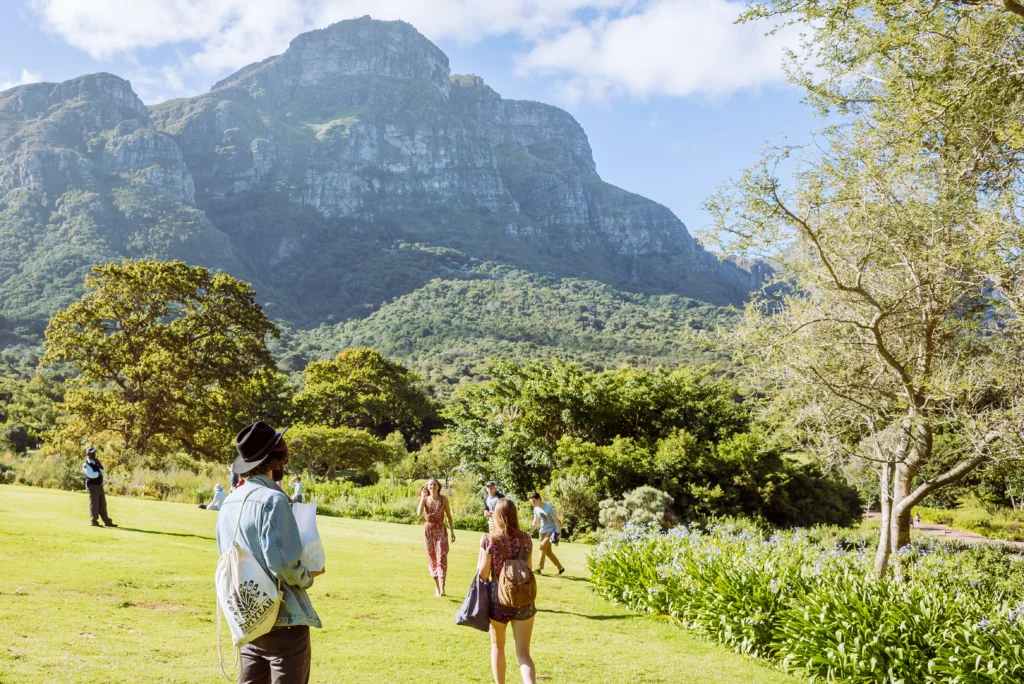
[481,531,537,624]
[424,496,447,526]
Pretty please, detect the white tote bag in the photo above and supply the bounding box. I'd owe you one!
[215,486,282,679]
[292,502,326,574]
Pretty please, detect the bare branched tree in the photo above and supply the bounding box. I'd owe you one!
[702,0,1024,577]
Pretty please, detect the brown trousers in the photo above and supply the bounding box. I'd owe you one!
[88,485,112,525]
[239,626,311,684]
[537,532,562,570]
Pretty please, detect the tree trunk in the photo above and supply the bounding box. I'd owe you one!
[873,461,893,579]
[1011,492,1018,512]
[889,464,915,555]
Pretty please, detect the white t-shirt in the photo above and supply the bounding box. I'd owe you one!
[207,488,227,511]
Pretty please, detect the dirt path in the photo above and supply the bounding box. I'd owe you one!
[865,511,1024,549]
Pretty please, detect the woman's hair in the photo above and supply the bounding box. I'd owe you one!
[491,498,522,538]
[424,477,442,497]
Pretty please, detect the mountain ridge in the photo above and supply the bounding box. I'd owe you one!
[0,17,760,355]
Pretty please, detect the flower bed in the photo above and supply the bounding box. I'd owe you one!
[588,522,1024,682]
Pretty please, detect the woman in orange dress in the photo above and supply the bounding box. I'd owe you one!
[417,477,455,596]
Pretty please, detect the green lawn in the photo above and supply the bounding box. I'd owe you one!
[0,485,796,683]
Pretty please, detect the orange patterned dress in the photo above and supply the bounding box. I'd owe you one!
[423,496,449,584]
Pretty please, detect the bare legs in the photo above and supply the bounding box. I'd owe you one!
[489,617,536,684]
[512,617,536,683]
[433,575,443,597]
[490,621,507,684]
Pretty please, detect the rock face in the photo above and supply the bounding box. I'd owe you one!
[0,16,761,333]
[0,74,239,323]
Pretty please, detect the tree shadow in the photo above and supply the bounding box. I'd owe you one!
[537,608,632,621]
[116,527,215,541]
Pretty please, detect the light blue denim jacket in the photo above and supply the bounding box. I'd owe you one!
[215,475,321,629]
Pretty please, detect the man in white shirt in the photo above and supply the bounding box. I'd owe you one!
[82,447,117,527]
[199,483,227,511]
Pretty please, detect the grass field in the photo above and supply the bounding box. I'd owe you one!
[0,485,796,683]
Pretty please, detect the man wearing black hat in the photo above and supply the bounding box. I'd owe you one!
[82,447,116,527]
[216,422,323,684]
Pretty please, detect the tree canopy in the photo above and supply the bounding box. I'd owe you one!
[292,348,437,447]
[441,359,860,529]
[41,260,281,462]
[705,0,1024,576]
[286,424,395,479]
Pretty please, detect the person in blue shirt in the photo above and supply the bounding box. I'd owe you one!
[216,421,324,684]
[82,447,116,527]
[528,492,564,575]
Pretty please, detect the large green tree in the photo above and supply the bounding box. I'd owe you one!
[443,359,748,496]
[286,425,394,479]
[42,260,281,462]
[705,0,1024,576]
[293,348,436,446]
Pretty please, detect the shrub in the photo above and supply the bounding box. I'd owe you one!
[589,522,1024,682]
[11,450,84,490]
[549,473,601,536]
[598,486,674,530]
[918,495,1024,542]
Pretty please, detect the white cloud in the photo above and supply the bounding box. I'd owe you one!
[29,0,797,102]
[518,0,801,102]
[0,68,44,91]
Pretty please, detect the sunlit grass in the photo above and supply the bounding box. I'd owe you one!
[0,485,796,683]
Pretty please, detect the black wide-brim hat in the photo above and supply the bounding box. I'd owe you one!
[232,421,289,475]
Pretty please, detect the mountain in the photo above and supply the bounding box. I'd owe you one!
[0,17,759,367]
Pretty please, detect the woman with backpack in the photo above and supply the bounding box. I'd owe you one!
[477,498,537,684]
[418,477,455,596]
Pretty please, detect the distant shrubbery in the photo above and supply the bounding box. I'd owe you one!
[918,495,1024,542]
[590,522,1024,682]
[304,476,489,532]
[2,450,223,503]
[446,360,862,533]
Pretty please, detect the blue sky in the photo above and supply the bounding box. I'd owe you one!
[0,0,817,234]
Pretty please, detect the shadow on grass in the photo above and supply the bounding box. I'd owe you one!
[116,527,215,541]
[538,608,633,621]
[543,573,589,583]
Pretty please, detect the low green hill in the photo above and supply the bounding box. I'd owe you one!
[283,269,737,392]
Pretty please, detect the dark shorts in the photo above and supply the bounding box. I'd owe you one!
[488,583,537,624]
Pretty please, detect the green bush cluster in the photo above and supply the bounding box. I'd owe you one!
[918,496,1024,542]
[589,523,1024,682]
[446,359,862,533]
[304,477,490,532]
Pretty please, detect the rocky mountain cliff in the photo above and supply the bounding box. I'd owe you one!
[0,17,761,342]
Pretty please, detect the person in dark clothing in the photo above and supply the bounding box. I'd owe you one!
[82,447,116,527]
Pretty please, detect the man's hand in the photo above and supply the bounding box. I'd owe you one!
[450,532,457,543]
[484,510,492,518]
